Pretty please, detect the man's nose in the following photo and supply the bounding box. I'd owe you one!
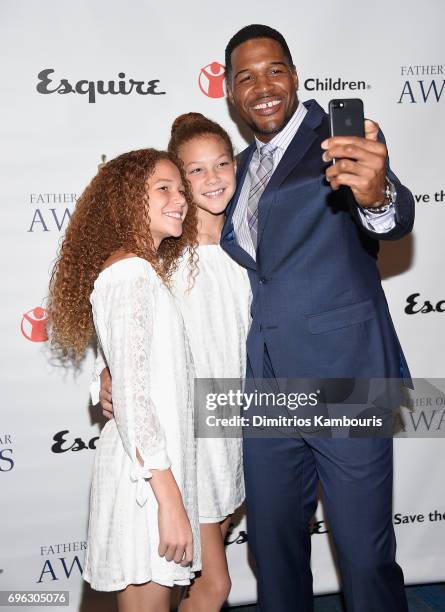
[253,72,273,94]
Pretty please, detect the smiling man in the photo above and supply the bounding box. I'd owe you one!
[220,24,414,612]
[228,36,298,139]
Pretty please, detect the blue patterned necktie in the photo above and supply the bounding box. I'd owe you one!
[247,144,276,249]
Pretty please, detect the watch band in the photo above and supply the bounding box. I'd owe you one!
[363,177,397,214]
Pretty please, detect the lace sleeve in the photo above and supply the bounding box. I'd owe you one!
[90,342,107,406]
[105,273,170,506]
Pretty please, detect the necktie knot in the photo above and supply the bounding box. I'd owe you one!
[259,143,276,159]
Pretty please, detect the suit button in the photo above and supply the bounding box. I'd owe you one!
[260,277,268,284]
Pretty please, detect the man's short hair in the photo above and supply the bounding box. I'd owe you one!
[225,24,294,78]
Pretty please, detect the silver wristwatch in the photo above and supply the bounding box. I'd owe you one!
[364,177,397,214]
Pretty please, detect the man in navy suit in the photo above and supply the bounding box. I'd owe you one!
[220,24,413,612]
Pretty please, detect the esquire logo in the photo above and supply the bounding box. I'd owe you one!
[51,430,99,453]
[304,77,370,92]
[36,69,166,103]
[398,65,445,103]
[405,293,445,314]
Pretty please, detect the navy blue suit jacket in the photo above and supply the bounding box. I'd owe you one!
[220,100,414,382]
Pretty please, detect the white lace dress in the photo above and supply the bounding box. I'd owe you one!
[171,245,251,522]
[83,258,200,592]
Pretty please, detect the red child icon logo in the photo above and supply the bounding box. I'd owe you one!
[198,62,225,98]
[21,306,48,342]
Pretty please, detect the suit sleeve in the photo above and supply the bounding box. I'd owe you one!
[348,129,415,241]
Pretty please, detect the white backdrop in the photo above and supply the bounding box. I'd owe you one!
[1,0,444,609]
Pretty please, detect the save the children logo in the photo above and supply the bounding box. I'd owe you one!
[198,62,226,98]
[21,307,48,342]
[304,77,370,92]
[36,69,166,104]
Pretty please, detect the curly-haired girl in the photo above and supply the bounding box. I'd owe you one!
[48,148,201,611]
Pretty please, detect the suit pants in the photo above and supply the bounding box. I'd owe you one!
[242,346,408,612]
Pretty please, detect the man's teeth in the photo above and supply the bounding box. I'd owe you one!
[164,212,182,219]
[203,188,224,198]
[253,100,281,110]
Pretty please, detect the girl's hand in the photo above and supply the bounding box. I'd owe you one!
[158,497,193,566]
[150,468,193,566]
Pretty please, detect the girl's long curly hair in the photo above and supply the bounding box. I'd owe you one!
[47,148,198,364]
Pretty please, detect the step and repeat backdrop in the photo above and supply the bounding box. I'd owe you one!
[1,0,444,609]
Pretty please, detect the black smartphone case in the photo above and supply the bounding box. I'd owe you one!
[329,98,365,138]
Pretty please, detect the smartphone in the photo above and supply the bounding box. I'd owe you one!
[328,98,365,138]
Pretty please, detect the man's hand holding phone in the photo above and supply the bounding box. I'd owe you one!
[322,99,388,209]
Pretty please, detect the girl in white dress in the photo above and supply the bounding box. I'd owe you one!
[169,114,251,611]
[98,115,251,611]
[47,149,201,612]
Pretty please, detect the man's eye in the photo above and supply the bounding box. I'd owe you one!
[218,161,229,168]
[240,75,252,83]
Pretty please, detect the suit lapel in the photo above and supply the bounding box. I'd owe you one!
[221,144,257,270]
[221,100,326,265]
[221,144,254,240]
[257,101,324,248]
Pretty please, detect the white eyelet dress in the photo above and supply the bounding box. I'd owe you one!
[83,257,201,591]
[171,245,251,523]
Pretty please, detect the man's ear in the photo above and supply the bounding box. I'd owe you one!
[292,68,299,91]
[226,80,235,106]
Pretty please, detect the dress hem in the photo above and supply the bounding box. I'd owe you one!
[198,497,245,523]
[82,569,200,592]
